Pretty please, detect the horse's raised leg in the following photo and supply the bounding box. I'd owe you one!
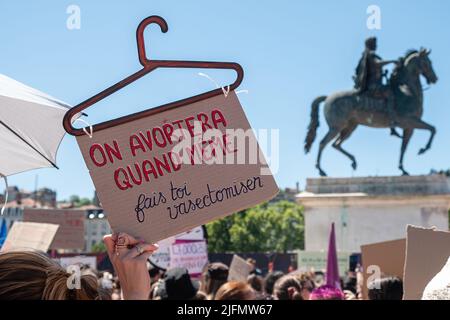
[332,124,358,170]
[399,128,413,176]
[417,122,436,155]
[316,128,339,177]
[397,117,436,155]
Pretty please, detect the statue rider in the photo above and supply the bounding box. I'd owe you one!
[354,37,399,136]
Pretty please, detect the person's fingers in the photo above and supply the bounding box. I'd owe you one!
[116,232,142,247]
[126,243,159,259]
[137,250,154,262]
[103,235,116,260]
[122,243,158,260]
[111,232,119,242]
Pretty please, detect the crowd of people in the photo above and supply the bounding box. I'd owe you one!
[0,232,405,300]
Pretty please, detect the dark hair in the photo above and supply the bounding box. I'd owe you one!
[201,262,229,299]
[149,267,161,278]
[368,276,403,300]
[215,281,255,300]
[264,271,284,295]
[273,275,303,300]
[191,291,207,300]
[0,251,99,300]
[298,273,315,292]
[343,275,357,294]
[247,274,264,292]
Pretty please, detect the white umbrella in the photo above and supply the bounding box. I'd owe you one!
[0,74,76,212]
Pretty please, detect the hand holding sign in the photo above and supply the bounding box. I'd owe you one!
[103,232,159,300]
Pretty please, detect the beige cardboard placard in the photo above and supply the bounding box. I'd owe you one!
[403,225,450,300]
[169,240,208,278]
[76,91,279,243]
[228,254,252,282]
[0,222,59,252]
[23,209,85,250]
[360,238,406,300]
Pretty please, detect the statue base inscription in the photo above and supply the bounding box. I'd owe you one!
[297,175,450,252]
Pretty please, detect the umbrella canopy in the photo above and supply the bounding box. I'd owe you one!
[0,74,74,176]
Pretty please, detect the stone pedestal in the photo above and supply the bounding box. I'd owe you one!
[296,175,450,252]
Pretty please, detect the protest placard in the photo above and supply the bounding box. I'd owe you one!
[76,91,279,243]
[23,209,85,250]
[149,226,205,270]
[296,250,350,276]
[360,238,406,299]
[228,254,252,282]
[0,222,59,252]
[169,240,208,278]
[403,225,450,300]
[59,256,98,271]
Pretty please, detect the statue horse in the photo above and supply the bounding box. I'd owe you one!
[304,48,438,176]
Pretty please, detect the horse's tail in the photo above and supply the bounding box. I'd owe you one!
[304,95,327,154]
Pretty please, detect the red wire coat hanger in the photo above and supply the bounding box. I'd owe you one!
[63,15,244,136]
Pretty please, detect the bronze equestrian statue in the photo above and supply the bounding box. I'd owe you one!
[305,37,438,176]
[354,37,399,136]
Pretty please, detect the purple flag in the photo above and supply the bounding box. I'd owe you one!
[326,222,341,289]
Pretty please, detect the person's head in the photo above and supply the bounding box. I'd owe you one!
[247,274,264,292]
[215,281,256,300]
[297,273,315,300]
[264,271,284,296]
[310,285,345,300]
[191,291,207,300]
[148,266,162,284]
[368,276,403,300]
[273,275,303,300]
[0,250,99,300]
[160,267,199,300]
[246,258,256,271]
[365,37,377,51]
[201,262,229,299]
[343,274,357,294]
[150,279,166,300]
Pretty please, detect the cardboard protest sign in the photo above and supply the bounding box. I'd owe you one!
[23,209,85,250]
[360,239,406,300]
[169,240,208,278]
[403,225,450,300]
[149,226,205,270]
[296,250,350,277]
[76,91,278,243]
[228,254,252,282]
[59,256,98,271]
[0,222,59,252]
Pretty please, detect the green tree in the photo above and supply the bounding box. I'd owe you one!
[69,195,80,204]
[67,195,92,207]
[206,201,304,253]
[77,197,92,207]
[206,214,235,253]
[91,242,106,253]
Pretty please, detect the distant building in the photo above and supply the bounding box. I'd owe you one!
[1,186,111,252]
[81,205,111,252]
[270,183,301,203]
[1,205,24,231]
[31,188,57,208]
[2,185,56,208]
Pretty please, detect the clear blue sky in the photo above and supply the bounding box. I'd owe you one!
[1,0,450,200]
